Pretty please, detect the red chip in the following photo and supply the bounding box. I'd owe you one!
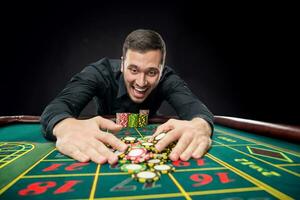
[116,113,130,127]
[132,153,151,163]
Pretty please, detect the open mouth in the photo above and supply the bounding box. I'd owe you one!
[132,86,148,99]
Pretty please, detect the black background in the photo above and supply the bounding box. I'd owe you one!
[1,2,298,125]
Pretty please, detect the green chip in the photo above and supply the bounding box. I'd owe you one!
[120,163,146,173]
[128,114,139,127]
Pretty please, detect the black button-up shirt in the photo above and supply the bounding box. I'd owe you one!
[41,57,214,140]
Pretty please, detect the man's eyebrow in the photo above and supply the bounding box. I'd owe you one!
[148,67,160,71]
[127,64,138,68]
[127,64,160,70]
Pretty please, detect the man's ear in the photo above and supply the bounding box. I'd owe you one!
[121,56,124,72]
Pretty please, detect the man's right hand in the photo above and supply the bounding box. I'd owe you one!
[53,116,127,164]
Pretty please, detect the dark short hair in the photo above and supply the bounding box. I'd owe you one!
[122,29,166,66]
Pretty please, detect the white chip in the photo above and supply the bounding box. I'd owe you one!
[126,164,143,170]
[142,142,154,146]
[137,171,156,179]
[154,164,171,171]
[128,148,144,157]
[143,136,152,140]
[124,136,136,141]
[148,159,161,164]
[155,132,166,141]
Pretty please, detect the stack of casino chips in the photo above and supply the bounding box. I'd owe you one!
[116,110,149,128]
[116,113,131,127]
[111,132,176,183]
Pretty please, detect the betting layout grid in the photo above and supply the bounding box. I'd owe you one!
[1,125,299,199]
[0,125,245,200]
[1,127,283,200]
[0,143,34,168]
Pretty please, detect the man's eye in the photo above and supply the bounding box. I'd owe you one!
[130,68,138,73]
[148,70,158,76]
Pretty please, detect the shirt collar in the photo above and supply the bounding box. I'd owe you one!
[117,74,128,98]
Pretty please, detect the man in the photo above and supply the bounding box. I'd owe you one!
[41,29,214,165]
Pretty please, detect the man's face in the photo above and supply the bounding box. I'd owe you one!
[122,49,163,103]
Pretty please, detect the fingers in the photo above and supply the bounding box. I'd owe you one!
[80,139,120,164]
[56,135,120,165]
[151,120,174,139]
[169,132,194,161]
[180,138,199,161]
[171,136,211,161]
[94,116,122,133]
[83,145,108,164]
[89,134,131,164]
[155,129,180,152]
[56,142,90,163]
[192,138,212,159]
[97,132,128,152]
[155,128,211,162]
[54,116,127,165]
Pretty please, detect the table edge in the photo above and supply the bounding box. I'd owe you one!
[1,115,299,142]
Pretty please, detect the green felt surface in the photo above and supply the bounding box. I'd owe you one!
[0,123,299,199]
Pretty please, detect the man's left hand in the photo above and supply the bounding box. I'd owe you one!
[152,118,212,161]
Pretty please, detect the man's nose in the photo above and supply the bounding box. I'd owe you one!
[136,73,147,87]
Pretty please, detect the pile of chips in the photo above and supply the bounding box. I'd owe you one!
[112,132,176,183]
[116,110,149,128]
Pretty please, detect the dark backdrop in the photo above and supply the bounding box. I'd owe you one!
[1,2,298,125]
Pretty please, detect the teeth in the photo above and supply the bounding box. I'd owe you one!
[134,87,147,92]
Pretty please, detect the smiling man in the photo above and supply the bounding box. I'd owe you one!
[41,29,214,165]
[122,49,162,103]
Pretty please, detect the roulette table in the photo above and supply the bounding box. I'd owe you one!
[0,115,299,200]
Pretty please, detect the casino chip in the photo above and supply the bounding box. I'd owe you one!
[121,163,146,173]
[122,136,137,144]
[128,113,139,127]
[132,171,160,183]
[126,147,147,161]
[116,113,130,127]
[118,158,130,164]
[152,153,168,160]
[138,114,148,127]
[117,123,177,184]
[141,142,154,149]
[114,150,126,159]
[143,136,152,141]
[155,132,167,141]
[152,164,175,174]
[146,158,165,167]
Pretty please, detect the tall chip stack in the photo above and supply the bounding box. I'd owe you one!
[128,113,139,127]
[116,110,149,128]
[138,114,148,127]
[138,109,149,127]
[116,113,130,127]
